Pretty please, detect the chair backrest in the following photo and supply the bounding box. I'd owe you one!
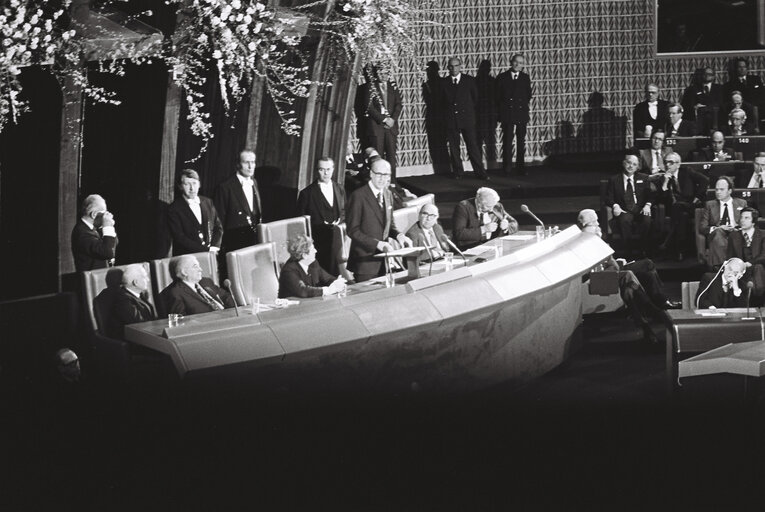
[81,262,154,333]
[402,193,435,210]
[257,215,312,268]
[226,242,280,305]
[392,205,421,235]
[151,250,219,301]
[681,281,700,310]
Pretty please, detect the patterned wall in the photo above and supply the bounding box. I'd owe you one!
[391,0,765,173]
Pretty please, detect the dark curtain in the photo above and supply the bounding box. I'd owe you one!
[0,68,62,301]
[80,61,167,265]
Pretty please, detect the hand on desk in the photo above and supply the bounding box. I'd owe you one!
[377,241,395,252]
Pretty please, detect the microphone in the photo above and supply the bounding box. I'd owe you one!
[520,204,544,229]
[441,235,467,263]
[223,278,239,317]
[422,243,435,276]
[744,281,755,320]
[695,258,732,310]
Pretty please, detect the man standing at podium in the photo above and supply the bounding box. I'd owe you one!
[346,159,413,283]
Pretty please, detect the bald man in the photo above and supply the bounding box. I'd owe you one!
[696,258,749,309]
[159,255,234,316]
[108,264,157,338]
[406,203,450,261]
[694,131,737,162]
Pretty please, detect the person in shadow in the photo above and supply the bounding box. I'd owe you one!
[423,61,450,175]
[476,59,498,170]
[576,91,622,153]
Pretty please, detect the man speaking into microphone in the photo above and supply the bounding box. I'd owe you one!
[452,187,518,250]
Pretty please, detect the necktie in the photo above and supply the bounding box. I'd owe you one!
[744,232,752,247]
[758,174,763,188]
[195,284,224,310]
[377,191,384,209]
[452,77,457,85]
[668,175,677,194]
[721,203,730,225]
[625,178,636,209]
[704,84,710,94]
[512,73,517,80]
[655,150,663,170]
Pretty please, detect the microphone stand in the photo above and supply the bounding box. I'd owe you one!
[422,243,435,276]
[443,236,467,265]
[743,282,755,320]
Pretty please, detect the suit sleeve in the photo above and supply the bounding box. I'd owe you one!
[297,187,310,217]
[112,294,144,327]
[279,265,324,298]
[316,264,337,286]
[452,202,482,247]
[73,225,117,262]
[364,83,386,125]
[699,204,713,235]
[167,205,206,254]
[753,235,765,266]
[390,87,403,121]
[346,192,381,252]
[162,288,188,316]
[337,184,346,223]
[606,178,617,208]
[209,202,223,248]
[693,171,709,202]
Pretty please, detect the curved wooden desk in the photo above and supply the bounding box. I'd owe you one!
[125,227,613,393]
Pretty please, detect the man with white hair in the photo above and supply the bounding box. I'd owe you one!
[696,257,748,309]
[159,254,234,316]
[406,203,450,261]
[71,194,118,272]
[108,264,157,338]
[452,187,518,250]
[724,108,748,136]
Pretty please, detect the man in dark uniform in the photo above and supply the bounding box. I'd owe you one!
[215,149,262,252]
[360,66,403,181]
[71,194,118,272]
[496,54,533,175]
[167,169,223,256]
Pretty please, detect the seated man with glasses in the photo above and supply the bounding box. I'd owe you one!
[638,130,670,174]
[406,203,450,261]
[346,158,413,283]
[651,151,708,261]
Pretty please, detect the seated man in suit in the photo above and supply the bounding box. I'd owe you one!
[579,209,678,345]
[633,83,669,139]
[696,257,748,309]
[720,90,757,134]
[723,58,764,107]
[278,235,346,299]
[639,130,670,173]
[699,176,747,269]
[452,187,518,250]
[160,254,234,316]
[107,264,157,338]
[606,153,653,255]
[727,207,765,300]
[71,194,118,272]
[694,130,739,162]
[738,153,765,188]
[651,151,708,261]
[346,158,413,283]
[406,203,451,261]
[724,108,748,136]
[167,169,223,256]
[665,103,697,137]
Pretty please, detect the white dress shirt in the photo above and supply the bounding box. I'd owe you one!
[319,181,334,207]
[82,216,116,237]
[648,101,657,119]
[186,196,202,224]
[237,173,255,212]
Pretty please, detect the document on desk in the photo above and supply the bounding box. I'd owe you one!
[500,234,535,241]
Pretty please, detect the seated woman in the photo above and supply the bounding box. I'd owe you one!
[279,235,347,298]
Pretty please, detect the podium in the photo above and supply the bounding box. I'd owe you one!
[374,246,428,283]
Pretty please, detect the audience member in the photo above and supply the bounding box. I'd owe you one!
[694,131,738,161]
[699,176,747,269]
[107,264,157,338]
[496,53,533,175]
[406,203,450,261]
[278,235,346,299]
[638,130,670,173]
[159,254,234,315]
[652,151,708,261]
[696,257,748,309]
[680,67,722,132]
[665,103,697,137]
[723,58,764,107]
[578,209,673,344]
[346,158,413,283]
[440,57,490,180]
[606,153,653,255]
[297,157,345,275]
[360,65,403,181]
[633,83,669,139]
[71,194,117,272]
[738,153,765,188]
[214,150,261,252]
[720,90,757,134]
[723,108,748,136]
[167,169,223,256]
[452,187,518,250]
[727,207,765,299]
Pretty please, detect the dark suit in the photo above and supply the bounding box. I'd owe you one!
[605,172,653,250]
[693,146,738,162]
[696,272,747,309]
[452,198,518,250]
[720,100,757,133]
[361,80,403,179]
[633,99,669,138]
[214,175,262,252]
[346,185,401,282]
[405,222,449,261]
[167,196,223,256]
[297,180,346,274]
[278,260,336,298]
[639,147,671,173]
[159,277,234,316]
[724,75,765,106]
[681,83,723,133]
[735,164,765,189]
[728,228,765,296]
[440,74,487,178]
[699,197,748,266]
[107,288,157,338]
[71,219,118,272]
[665,119,697,137]
[496,70,532,172]
[652,167,708,252]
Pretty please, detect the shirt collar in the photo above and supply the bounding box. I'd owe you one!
[368,181,384,196]
[123,287,142,299]
[648,100,657,105]
[452,73,461,83]
[81,217,95,230]
[185,196,201,205]
[237,173,254,186]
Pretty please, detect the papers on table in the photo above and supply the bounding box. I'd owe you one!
[501,234,535,241]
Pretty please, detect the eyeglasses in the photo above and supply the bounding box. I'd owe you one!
[370,171,391,177]
[663,160,680,165]
[420,213,438,219]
